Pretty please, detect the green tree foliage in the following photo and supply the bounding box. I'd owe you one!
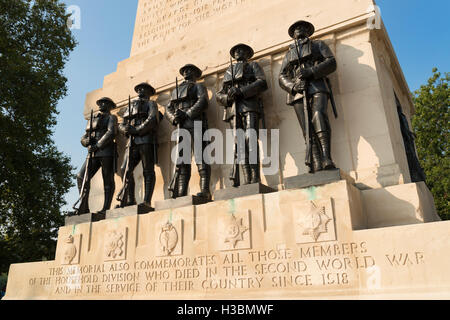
[0,0,76,273]
[412,68,449,220]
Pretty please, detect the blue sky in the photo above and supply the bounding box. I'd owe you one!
[55,0,450,211]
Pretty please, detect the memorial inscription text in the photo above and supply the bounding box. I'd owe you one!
[26,242,426,297]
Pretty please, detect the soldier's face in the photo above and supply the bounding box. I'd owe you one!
[294,27,308,40]
[138,87,149,99]
[183,68,194,80]
[234,48,247,61]
[99,101,109,112]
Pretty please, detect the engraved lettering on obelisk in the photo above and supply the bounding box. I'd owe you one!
[133,0,253,53]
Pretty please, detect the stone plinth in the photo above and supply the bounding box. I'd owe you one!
[283,169,355,190]
[155,195,210,211]
[105,204,154,220]
[4,180,449,300]
[65,212,105,226]
[213,183,276,201]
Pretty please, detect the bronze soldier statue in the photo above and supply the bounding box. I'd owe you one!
[74,97,118,215]
[279,20,338,173]
[216,43,268,186]
[116,83,160,209]
[165,64,211,200]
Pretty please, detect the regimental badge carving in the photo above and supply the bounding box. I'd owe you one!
[61,234,81,265]
[298,202,331,241]
[224,215,248,249]
[159,222,178,256]
[219,210,252,251]
[63,235,77,264]
[294,199,336,244]
[104,227,127,261]
[156,219,183,257]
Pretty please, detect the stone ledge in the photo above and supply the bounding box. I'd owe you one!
[65,212,105,226]
[106,204,154,219]
[155,195,210,211]
[213,183,276,201]
[283,168,355,190]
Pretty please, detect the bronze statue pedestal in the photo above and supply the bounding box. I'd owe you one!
[283,168,354,190]
[155,195,210,211]
[105,204,154,219]
[65,212,106,226]
[213,183,276,201]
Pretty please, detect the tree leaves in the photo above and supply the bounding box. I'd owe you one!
[0,0,76,272]
[412,68,449,220]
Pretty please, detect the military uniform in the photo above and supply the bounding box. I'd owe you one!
[165,64,211,199]
[77,97,118,214]
[279,20,337,172]
[216,44,268,185]
[118,83,160,207]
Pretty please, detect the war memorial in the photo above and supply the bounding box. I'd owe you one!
[4,0,450,300]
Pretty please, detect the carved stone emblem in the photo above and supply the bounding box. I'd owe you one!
[293,199,336,244]
[297,201,331,241]
[159,222,178,256]
[61,234,81,265]
[63,235,77,265]
[104,228,127,261]
[156,219,183,257]
[224,215,248,249]
[217,211,252,252]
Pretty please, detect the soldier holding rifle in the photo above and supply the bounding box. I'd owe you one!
[166,64,211,200]
[279,20,338,173]
[116,83,160,209]
[216,43,268,186]
[73,97,118,215]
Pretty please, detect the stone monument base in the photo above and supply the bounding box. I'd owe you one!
[284,169,355,190]
[213,183,275,201]
[155,195,210,211]
[4,177,448,300]
[105,204,154,220]
[65,212,106,226]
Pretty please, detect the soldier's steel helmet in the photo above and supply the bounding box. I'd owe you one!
[96,97,116,108]
[230,43,254,60]
[134,82,156,96]
[179,64,203,79]
[288,20,315,38]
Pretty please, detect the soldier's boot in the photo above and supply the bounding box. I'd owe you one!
[196,167,212,201]
[250,164,261,184]
[74,176,89,214]
[77,194,90,215]
[242,164,251,185]
[126,179,137,206]
[317,131,336,170]
[142,173,156,208]
[177,165,191,197]
[311,140,323,173]
[98,186,114,214]
[177,175,189,197]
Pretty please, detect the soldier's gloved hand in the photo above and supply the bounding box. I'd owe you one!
[174,110,187,125]
[299,67,313,79]
[127,125,138,135]
[228,87,243,102]
[293,80,305,94]
[88,144,99,153]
